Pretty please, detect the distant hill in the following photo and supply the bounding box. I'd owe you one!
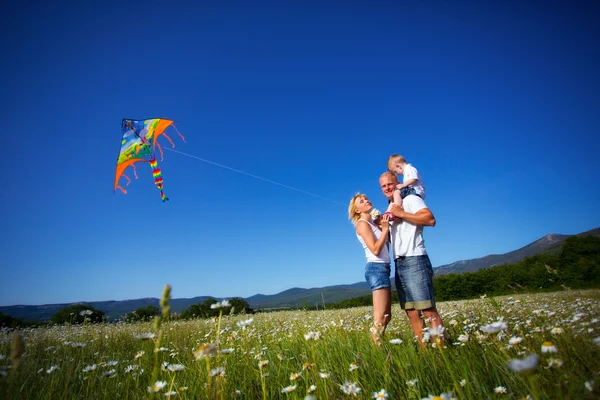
[434,227,600,275]
[2,227,597,322]
[246,282,371,310]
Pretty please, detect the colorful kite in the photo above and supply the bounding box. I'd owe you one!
[114,118,185,201]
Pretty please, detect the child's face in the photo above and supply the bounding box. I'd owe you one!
[391,163,404,175]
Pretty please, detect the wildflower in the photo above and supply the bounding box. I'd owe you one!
[308,385,317,393]
[83,364,97,373]
[79,309,93,316]
[164,391,177,397]
[319,371,330,378]
[102,369,116,377]
[406,379,418,387]
[167,364,185,372]
[494,386,507,394]
[505,354,539,372]
[421,393,455,400]
[258,360,269,369]
[304,331,321,340]
[179,387,188,392]
[550,327,563,334]
[547,358,563,368]
[210,367,225,377]
[302,362,314,370]
[134,351,145,359]
[150,381,167,392]
[459,379,467,387]
[389,338,403,345]
[237,318,254,328]
[290,372,301,381]
[593,337,600,345]
[370,208,381,219]
[340,381,361,396]
[235,390,242,396]
[46,365,60,374]
[349,362,359,372]
[211,299,231,309]
[193,343,217,360]
[585,381,593,391]
[508,336,523,345]
[281,385,297,393]
[135,333,156,340]
[449,319,458,326]
[220,348,234,354]
[541,341,558,353]
[103,360,118,366]
[373,388,390,398]
[457,334,469,343]
[480,322,508,334]
[124,365,139,373]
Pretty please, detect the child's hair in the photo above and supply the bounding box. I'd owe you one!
[348,193,366,225]
[387,154,406,170]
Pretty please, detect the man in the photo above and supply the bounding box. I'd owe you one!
[379,171,444,345]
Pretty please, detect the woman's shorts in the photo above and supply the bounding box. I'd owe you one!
[394,255,436,310]
[364,262,391,291]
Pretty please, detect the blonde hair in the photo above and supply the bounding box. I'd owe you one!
[348,193,366,225]
[387,154,406,170]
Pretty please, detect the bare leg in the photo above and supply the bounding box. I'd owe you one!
[405,309,425,347]
[371,288,392,344]
[422,307,444,342]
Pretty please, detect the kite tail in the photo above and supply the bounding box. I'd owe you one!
[162,132,176,148]
[149,157,169,202]
[157,141,165,161]
[172,124,186,143]
[122,173,132,186]
[116,185,127,194]
[132,163,138,179]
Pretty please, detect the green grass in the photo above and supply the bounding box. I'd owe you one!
[1,289,599,399]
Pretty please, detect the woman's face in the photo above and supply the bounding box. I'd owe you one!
[354,195,373,214]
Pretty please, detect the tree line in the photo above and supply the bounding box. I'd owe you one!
[325,235,600,309]
[1,297,254,327]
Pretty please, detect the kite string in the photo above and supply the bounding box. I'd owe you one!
[163,147,345,206]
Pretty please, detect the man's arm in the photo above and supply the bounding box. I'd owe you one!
[389,204,436,227]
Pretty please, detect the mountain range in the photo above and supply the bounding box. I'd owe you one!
[2,227,598,322]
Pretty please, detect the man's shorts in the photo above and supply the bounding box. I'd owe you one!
[394,255,436,310]
[364,262,391,291]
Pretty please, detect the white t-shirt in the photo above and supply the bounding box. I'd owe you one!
[356,219,390,263]
[390,196,428,258]
[403,163,426,199]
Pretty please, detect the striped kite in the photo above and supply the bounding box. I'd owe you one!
[114,118,185,201]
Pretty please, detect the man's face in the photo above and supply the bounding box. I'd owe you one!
[380,174,396,200]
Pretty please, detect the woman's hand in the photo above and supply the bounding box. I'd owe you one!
[379,213,390,231]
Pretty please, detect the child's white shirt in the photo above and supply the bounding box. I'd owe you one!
[403,163,426,199]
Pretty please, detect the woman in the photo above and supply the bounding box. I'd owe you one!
[348,193,392,344]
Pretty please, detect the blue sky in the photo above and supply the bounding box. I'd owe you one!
[1,0,599,306]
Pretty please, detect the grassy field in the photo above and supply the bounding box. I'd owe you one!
[1,289,599,399]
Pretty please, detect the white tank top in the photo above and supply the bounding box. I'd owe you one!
[356,219,390,263]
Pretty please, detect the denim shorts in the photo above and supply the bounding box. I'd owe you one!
[394,255,436,310]
[364,262,392,291]
[399,186,422,199]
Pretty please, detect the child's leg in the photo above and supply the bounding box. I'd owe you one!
[387,189,403,213]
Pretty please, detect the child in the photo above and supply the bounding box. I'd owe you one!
[387,154,426,210]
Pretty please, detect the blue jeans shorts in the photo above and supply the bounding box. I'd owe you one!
[399,186,422,199]
[365,262,391,291]
[394,255,436,310]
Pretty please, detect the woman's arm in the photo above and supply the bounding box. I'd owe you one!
[356,220,389,256]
